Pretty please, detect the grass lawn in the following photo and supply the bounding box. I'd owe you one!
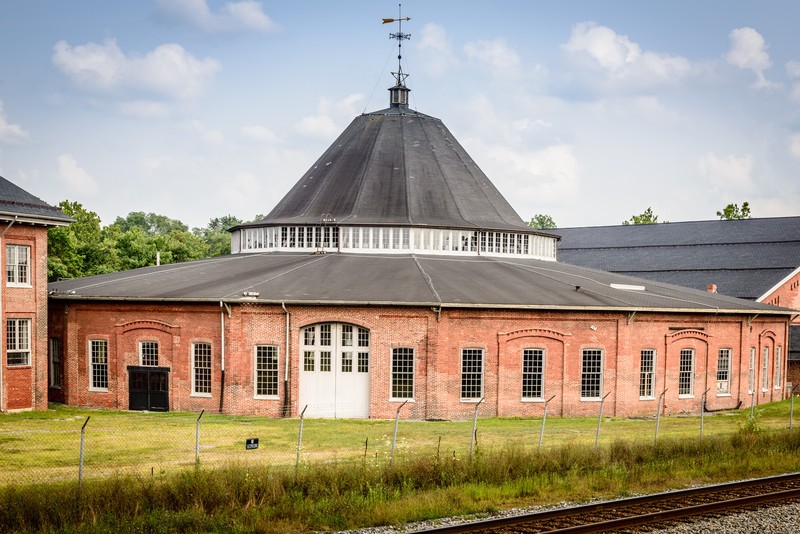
[1,399,797,486]
[1,400,800,532]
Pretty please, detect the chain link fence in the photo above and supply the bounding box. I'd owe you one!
[1,395,798,487]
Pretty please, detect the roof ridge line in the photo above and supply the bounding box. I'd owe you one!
[223,253,332,299]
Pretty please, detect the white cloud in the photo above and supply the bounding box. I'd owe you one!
[57,154,99,196]
[789,134,800,158]
[464,38,521,78]
[417,23,458,76]
[241,125,278,144]
[726,27,776,89]
[295,93,363,139]
[563,22,691,85]
[0,101,30,144]
[52,39,220,99]
[786,60,800,78]
[698,152,755,193]
[190,119,223,145]
[155,0,276,33]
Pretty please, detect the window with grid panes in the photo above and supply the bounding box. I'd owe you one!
[49,337,61,388]
[639,349,655,398]
[522,348,544,400]
[192,342,212,395]
[304,351,315,371]
[461,348,483,399]
[5,244,30,285]
[90,339,108,390]
[255,345,278,397]
[749,347,756,393]
[762,347,769,391]
[391,348,414,399]
[679,349,694,396]
[320,351,331,372]
[342,352,353,372]
[140,341,159,366]
[6,318,30,366]
[716,349,731,394]
[775,346,783,388]
[581,349,603,399]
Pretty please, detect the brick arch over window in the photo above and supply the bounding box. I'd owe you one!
[665,329,710,344]
[497,328,568,417]
[115,320,180,336]
[664,329,709,401]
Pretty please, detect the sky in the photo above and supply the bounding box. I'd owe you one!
[1,1,799,230]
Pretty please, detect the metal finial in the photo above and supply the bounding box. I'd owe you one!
[383,4,411,87]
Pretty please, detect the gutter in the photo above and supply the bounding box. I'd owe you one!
[219,302,231,412]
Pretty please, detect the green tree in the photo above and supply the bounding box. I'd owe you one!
[112,212,188,235]
[47,201,117,281]
[716,201,751,220]
[527,214,557,230]
[622,207,662,225]
[193,215,244,257]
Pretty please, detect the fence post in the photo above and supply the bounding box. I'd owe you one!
[700,389,709,441]
[538,395,556,451]
[594,391,611,449]
[78,416,90,495]
[195,409,204,467]
[389,400,408,468]
[790,384,799,431]
[654,389,667,445]
[295,405,308,476]
[469,397,484,463]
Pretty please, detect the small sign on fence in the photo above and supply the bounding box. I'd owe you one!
[245,438,259,450]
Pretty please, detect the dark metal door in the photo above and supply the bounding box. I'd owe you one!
[128,367,169,411]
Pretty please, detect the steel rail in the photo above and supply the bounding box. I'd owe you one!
[422,472,800,533]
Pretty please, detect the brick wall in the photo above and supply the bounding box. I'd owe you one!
[2,224,50,411]
[48,299,791,419]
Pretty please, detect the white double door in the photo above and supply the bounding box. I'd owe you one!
[298,323,370,418]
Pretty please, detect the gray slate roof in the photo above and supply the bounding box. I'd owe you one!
[0,176,72,225]
[48,251,790,315]
[555,217,800,300]
[242,107,533,233]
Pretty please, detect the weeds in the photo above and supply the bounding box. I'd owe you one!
[2,429,800,533]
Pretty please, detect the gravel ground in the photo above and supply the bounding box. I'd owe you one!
[334,499,800,533]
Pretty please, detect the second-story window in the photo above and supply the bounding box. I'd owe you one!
[6,244,30,286]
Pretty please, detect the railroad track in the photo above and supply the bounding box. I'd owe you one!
[423,472,800,533]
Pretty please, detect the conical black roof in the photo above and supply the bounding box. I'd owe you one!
[255,106,531,232]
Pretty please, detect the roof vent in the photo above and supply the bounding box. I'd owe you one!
[242,291,259,299]
[610,283,645,291]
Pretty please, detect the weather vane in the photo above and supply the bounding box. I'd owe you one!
[382,4,411,86]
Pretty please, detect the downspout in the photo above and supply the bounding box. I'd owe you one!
[282,303,291,417]
[219,301,230,413]
[0,216,18,412]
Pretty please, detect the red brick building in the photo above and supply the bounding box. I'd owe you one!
[48,68,793,419]
[0,177,71,412]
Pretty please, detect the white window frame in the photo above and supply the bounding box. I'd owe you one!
[748,347,756,394]
[581,349,603,400]
[191,342,212,397]
[6,318,31,366]
[139,340,159,366]
[522,348,545,401]
[89,339,109,391]
[5,244,31,287]
[460,348,484,401]
[761,347,769,392]
[49,337,61,388]
[639,349,655,399]
[391,347,415,400]
[678,348,694,398]
[774,346,782,389]
[254,345,279,399]
[716,348,731,396]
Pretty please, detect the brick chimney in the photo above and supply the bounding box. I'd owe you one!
[707,283,717,293]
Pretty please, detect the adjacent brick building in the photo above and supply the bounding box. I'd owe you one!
[0,177,71,412]
[48,68,794,419]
